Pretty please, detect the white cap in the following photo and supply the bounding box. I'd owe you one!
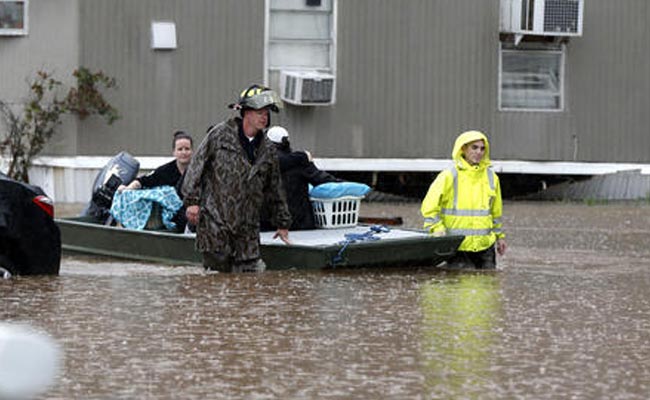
[267,126,289,144]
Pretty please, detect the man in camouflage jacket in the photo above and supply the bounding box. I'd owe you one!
[182,85,291,272]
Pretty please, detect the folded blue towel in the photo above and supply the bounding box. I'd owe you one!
[309,182,371,199]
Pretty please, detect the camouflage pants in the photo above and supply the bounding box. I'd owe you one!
[202,252,267,273]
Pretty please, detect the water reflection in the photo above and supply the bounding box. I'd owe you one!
[3,260,650,399]
[419,273,502,398]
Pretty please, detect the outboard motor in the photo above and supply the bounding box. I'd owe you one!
[82,151,139,222]
[91,173,123,210]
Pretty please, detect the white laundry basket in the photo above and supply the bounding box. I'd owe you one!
[310,196,362,229]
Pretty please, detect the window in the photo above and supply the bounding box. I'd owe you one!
[0,0,27,35]
[499,42,565,111]
[265,0,336,88]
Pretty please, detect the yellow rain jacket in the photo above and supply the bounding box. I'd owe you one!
[421,131,505,252]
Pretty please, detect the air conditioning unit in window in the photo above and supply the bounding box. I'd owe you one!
[279,70,336,106]
[500,0,583,37]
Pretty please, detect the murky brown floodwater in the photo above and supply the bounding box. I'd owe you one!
[3,201,650,399]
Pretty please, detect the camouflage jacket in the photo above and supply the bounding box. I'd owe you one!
[181,117,291,261]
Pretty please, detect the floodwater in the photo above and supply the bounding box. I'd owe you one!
[3,201,650,399]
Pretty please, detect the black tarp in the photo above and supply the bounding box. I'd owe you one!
[0,173,61,276]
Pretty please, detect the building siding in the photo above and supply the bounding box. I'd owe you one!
[0,0,80,155]
[333,0,499,160]
[568,0,650,162]
[77,0,265,156]
[1,0,650,164]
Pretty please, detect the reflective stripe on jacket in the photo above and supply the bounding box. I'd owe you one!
[421,131,505,252]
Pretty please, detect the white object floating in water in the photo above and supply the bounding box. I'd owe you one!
[0,323,62,399]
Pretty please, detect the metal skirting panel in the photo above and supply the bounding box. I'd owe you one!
[527,170,650,201]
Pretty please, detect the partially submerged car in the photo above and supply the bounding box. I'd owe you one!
[0,173,61,277]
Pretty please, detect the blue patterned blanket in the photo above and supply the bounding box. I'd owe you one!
[110,186,183,230]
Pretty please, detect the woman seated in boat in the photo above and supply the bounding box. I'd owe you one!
[117,130,193,231]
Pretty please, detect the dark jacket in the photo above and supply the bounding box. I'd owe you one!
[261,144,340,231]
[135,159,188,232]
[136,159,181,189]
[182,117,291,262]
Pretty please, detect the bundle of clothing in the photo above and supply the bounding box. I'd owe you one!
[110,186,184,231]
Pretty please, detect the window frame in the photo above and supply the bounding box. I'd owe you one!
[498,42,566,112]
[0,0,28,36]
[264,0,337,86]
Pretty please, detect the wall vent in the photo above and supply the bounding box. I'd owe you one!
[500,0,583,40]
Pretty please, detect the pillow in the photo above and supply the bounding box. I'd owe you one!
[309,182,371,199]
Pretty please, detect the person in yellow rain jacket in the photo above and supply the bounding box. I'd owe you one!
[421,130,507,269]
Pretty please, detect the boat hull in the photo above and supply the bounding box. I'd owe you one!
[56,217,463,270]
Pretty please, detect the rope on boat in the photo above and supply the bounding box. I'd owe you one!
[331,225,391,267]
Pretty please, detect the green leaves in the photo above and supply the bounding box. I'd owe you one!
[65,67,119,124]
[0,67,120,182]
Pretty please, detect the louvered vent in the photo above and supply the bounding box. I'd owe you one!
[500,0,583,37]
[543,0,580,33]
[279,70,336,106]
